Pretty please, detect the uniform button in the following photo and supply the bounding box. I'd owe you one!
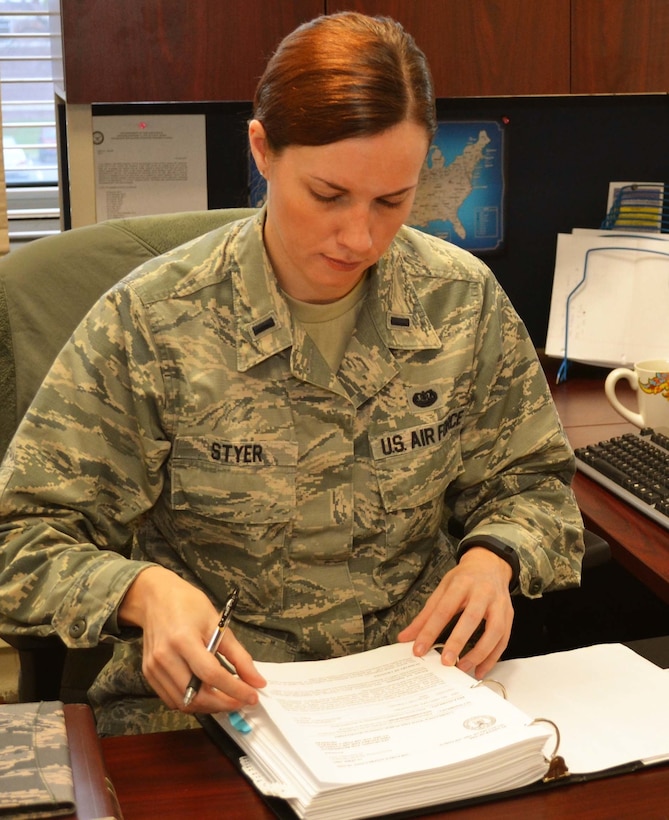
[528,579,542,595]
[69,619,86,639]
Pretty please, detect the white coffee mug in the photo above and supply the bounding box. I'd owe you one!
[604,359,669,429]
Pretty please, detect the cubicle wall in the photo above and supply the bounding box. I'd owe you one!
[78,93,668,347]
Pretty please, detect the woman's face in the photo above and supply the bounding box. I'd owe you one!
[248,119,429,304]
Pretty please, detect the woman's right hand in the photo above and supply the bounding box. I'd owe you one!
[118,565,266,713]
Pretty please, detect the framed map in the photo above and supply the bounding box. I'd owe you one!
[409,119,506,254]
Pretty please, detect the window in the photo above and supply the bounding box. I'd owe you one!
[0,0,59,243]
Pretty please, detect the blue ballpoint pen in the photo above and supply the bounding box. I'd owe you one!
[183,585,240,707]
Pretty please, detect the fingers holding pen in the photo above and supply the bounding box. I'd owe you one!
[181,629,267,713]
[138,626,258,713]
[121,569,265,714]
[183,586,240,707]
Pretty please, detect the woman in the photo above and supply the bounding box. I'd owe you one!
[0,12,583,735]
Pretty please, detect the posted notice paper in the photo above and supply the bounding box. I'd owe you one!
[92,114,207,221]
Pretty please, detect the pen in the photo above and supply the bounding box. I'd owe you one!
[183,585,239,707]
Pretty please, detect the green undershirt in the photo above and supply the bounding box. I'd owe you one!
[283,275,368,372]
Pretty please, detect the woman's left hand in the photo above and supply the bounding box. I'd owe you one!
[397,547,514,679]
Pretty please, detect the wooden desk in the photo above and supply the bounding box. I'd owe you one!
[548,361,669,605]
[100,725,669,820]
[97,361,669,820]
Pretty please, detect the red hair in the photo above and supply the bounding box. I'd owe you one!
[253,12,436,152]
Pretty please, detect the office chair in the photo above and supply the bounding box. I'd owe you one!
[0,206,610,702]
[0,207,255,702]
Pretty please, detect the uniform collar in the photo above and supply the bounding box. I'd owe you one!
[232,210,293,372]
[230,211,442,379]
[365,227,442,353]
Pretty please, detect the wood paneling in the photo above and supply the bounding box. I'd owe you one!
[327,0,571,97]
[55,1,669,104]
[572,0,669,93]
[58,0,323,103]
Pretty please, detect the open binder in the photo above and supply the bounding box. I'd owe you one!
[199,642,669,820]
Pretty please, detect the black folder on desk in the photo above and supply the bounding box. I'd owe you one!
[0,701,121,820]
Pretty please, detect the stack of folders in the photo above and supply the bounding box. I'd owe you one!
[203,641,669,820]
[0,701,122,820]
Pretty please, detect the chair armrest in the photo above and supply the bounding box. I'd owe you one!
[1,633,67,702]
[582,528,611,571]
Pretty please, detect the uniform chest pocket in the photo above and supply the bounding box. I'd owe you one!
[170,436,298,523]
[369,412,464,512]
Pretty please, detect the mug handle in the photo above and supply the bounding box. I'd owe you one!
[604,368,644,427]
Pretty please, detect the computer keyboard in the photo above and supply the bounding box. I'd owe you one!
[575,428,669,531]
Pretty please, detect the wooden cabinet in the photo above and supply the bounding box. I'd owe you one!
[572,0,669,93]
[327,0,571,97]
[54,0,323,103]
[331,0,669,96]
[53,0,669,104]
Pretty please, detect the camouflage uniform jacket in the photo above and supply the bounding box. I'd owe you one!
[0,211,583,733]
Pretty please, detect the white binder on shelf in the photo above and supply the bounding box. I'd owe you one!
[544,230,669,373]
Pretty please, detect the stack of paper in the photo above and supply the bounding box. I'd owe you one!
[214,643,553,820]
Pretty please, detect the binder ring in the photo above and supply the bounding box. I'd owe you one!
[531,717,569,782]
[473,678,508,699]
[531,717,560,758]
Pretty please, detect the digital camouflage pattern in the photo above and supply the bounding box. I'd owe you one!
[0,211,584,735]
[0,701,75,816]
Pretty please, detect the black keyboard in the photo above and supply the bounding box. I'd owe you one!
[575,428,669,531]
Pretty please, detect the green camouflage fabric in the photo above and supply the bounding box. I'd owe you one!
[0,701,75,817]
[0,211,584,736]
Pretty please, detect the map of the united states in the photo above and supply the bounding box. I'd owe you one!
[409,122,504,253]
